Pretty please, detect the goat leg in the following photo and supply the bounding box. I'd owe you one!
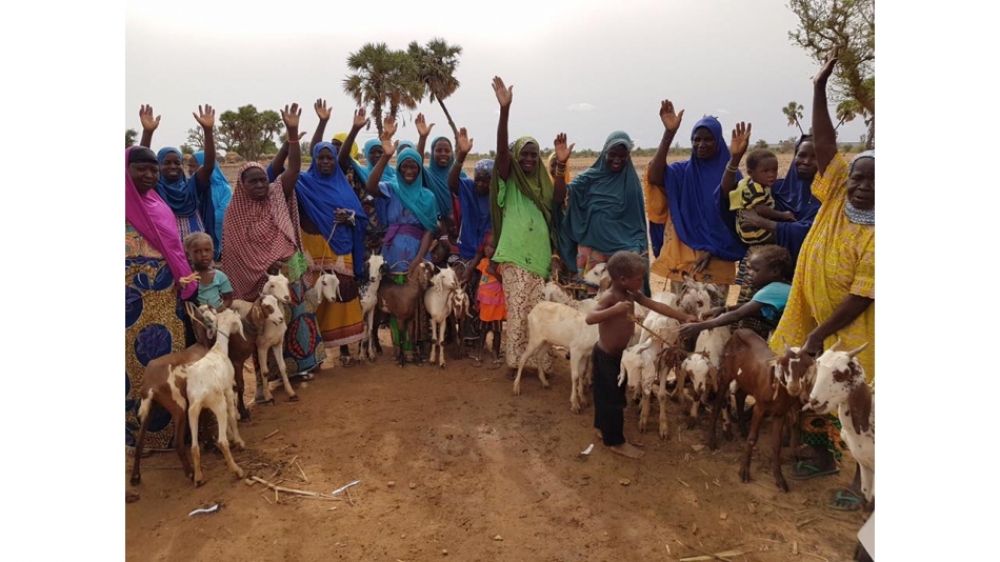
[658,374,670,440]
[209,397,244,480]
[638,392,650,433]
[188,402,205,486]
[707,371,732,451]
[129,403,150,485]
[254,354,275,405]
[772,412,789,492]
[740,405,766,486]
[233,362,251,422]
[272,345,297,401]
[736,390,749,438]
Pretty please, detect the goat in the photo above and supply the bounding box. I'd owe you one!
[226,294,287,419]
[424,266,460,368]
[803,340,874,509]
[129,303,217,485]
[358,255,387,361]
[304,272,341,313]
[376,261,436,367]
[676,326,732,429]
[170,309,247,486]
[513,301,599,415]
[253,294,297,401]
[231,273,291,318]
[620,339,671,439]
[707,329,813,492]
[675,272,718,320]
[449,285,470,360]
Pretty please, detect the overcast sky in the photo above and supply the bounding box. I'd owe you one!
[125,0,866,155]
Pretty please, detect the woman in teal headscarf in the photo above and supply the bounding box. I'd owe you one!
[560,131,650,295]
[365,122,438,363]
[415,113,467,226]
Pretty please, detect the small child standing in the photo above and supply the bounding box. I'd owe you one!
[678,245,793,341]
[475,234,505,366]
[728,148,796,245]
[183,232,233,311]
[585,251,697,459]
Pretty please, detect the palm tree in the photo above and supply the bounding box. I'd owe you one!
[408,38,463,141]
[385,49,424,127]
[835,99,861,131]
[782,101,805,135]
[343,43,397,137]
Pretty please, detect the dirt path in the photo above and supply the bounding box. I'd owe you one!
[126,336,865,562]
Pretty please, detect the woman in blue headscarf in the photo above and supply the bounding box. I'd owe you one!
[187,150,232,261]
[448,127,493,263]
[644,100,745,303]
[560,130,649,295]
[137,104,219,246]
[415,113,467,227]
[366,120,438,362]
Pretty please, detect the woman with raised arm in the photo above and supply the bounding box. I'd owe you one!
[416,113,466,232]
[221,104,327,391]
[559,130,649,296]
[138,104,220,249]
[276,100,370,366]
[365,118,438,362]
[769,50,874,511]
[189,149,232,261]
[643,101,745,303]
[125,145,199,454]
[448,127,493,265]
[488,76,567,377]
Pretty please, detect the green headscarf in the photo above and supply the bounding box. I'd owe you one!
[489,136,559,253]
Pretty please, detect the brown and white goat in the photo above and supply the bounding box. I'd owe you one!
[675,272,721,320]
[253,294,296,401]
[424,266,460,368]
[229,294,286,419]
[376,261,436,366]
[708,329,811,492]
[676,325,732,429]
[129,303,216,485]
[231,273,291,318]
[170,309,247,486]
[804,340,874,509]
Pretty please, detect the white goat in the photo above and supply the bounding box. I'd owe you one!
[675,273,716,319]
[513,301,599,414]
[254,294,297,402]
[620,339,671,439]
[676,326,732,428]
[804,341,874,508]
[359,255,386,362]
[231,273,292,318]
[169,309,247,486]
[424,266,460,368]
[305,272,341,312]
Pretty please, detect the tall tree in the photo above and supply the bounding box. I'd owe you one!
[125,128,138,147]
[788,0,874,148]
[408,38,463,141]
[385,49,424,126]
[782,101,805,135]
[217,105,283,161]
[344,43,398,138]
[835,99,861,130]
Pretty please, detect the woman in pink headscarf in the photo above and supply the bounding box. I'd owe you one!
[125,145,198,454]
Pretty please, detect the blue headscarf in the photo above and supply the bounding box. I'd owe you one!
[295,142,369,277]
[560,131,648,272]
[392,148,439,232]
[456,159,494,260]
[351,138,398,185]
[662,117,745,262]
[771,136,821,263]
[397,140,416,153]
[156,147,215,244]
[423,136,467,220]
[193,151,230,260]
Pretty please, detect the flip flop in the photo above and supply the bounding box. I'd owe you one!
[788,460,840,480]
[828,489,864,512]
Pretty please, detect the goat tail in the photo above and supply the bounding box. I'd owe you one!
[137,392,153,423]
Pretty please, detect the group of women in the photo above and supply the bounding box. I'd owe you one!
[125,51,872,511]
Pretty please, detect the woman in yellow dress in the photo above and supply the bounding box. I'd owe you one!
[770,50,874,512]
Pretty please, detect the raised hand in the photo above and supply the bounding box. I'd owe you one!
[382,116,398,140]
[415,113,434,137]
[193,104,216,130]
[139,104,160,132]
[492,76,513,108]
[730,122,752,158]
[352,107,368,129]
[457,127,473,155]
[314,99,331,121]
[659,99,684,133]
[554,133,575,164]
[381,137,399,157]
[281,103,302,130]
[814,46,839,87]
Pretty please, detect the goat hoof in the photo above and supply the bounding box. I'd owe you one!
[686,418,697,430]
[239,413,251,422]
[130,475,141,486]
[776,477,790,493]
[288,395,299,402]
[195,479,206,487]
[739,467,751,484]
[440,363,447,369]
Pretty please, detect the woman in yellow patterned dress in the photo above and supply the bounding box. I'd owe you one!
[769,51,874,511]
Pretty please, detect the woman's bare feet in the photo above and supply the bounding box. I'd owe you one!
[609,442,645,459]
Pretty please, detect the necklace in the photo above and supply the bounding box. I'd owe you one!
[845,202,874,225]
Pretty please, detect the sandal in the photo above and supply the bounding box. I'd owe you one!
[828,489,864,512]
[788,460,840,481]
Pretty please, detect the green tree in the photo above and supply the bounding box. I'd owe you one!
[408,38,463,141]
[126,128,138,147]
[788,0,875,148]
[218,105,283,161]
[755,139,769,149]
[782,101,805,135]
[180,144,195,155]
[344,43,422,137]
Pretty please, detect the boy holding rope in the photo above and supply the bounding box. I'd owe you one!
[585,251,697,459]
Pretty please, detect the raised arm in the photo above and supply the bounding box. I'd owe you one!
[193,104,217,188]
[491,76,513,181]
[415,113,434,160]
[552,133,574,206]
[366,134,398,199]
[339,108,369,173]
[278,103,303,199]
[450,127,473,195]
[138,104,160,148]
[271,131,307,177]
[812,48,839,176]
[648,100,684,187]
[311,98,331,152]
[721,121,751,199]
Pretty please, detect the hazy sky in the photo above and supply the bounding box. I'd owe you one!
[125,0,866,155]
